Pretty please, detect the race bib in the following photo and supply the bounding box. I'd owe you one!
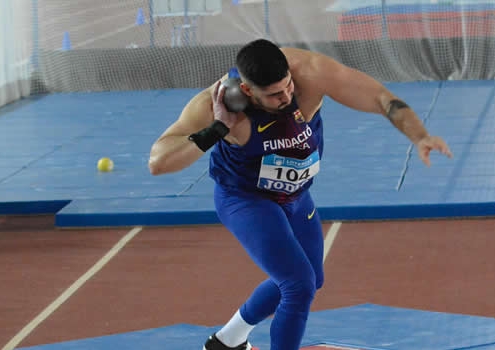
[257,150,320,194]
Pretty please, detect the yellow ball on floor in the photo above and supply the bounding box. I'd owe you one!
[97,157,114,172]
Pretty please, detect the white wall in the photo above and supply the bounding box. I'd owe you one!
[0,0,33,107]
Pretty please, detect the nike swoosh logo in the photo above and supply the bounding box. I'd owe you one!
[257,120,277,132]
[307,208,316,220]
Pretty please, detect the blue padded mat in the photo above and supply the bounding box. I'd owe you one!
[1,81,495,226]
[16,304,495,350]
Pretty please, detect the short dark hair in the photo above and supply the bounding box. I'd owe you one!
[235,39,289,88]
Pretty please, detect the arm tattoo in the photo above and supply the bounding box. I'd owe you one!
[387,99,410,121]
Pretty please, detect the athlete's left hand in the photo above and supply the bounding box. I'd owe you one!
[416,135,453,166]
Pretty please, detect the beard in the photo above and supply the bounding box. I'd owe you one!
[254,94,293,114]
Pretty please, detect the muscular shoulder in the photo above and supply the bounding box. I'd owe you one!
[280,47,327,104]
[281,47,347,98]
[281,47,318,83]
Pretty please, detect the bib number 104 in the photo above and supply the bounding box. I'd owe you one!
[274,167,311,182]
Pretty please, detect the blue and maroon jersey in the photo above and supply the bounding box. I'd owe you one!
[209,68,324,203]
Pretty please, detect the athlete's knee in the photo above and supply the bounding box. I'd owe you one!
[279,275,317,312]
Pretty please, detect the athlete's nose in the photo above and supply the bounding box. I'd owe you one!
[280,91,291,105]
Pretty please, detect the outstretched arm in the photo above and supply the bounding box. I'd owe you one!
[307,50,453,165]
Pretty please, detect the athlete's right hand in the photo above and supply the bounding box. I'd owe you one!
[212,80,238,129]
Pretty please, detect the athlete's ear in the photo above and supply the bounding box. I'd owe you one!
[239,82,254,97]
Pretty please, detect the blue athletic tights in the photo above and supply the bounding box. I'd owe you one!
[214,184,325,350]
